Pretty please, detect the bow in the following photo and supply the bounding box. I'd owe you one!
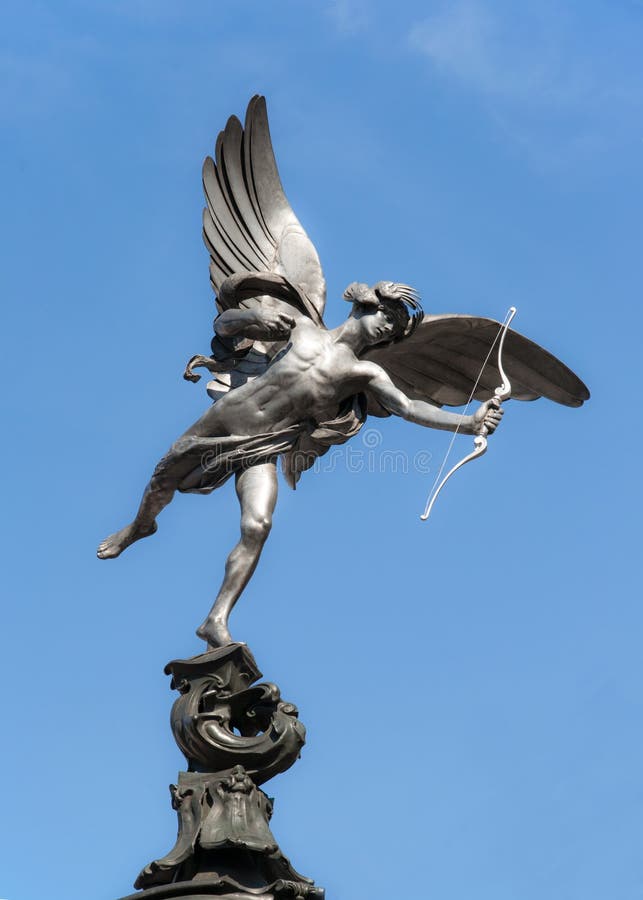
[420,306,517,522]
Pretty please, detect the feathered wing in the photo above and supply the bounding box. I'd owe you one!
[186,95,327,399]
[362,314,590,415]
[202,94,326,320]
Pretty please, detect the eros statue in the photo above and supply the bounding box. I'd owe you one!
[98,96,589,651]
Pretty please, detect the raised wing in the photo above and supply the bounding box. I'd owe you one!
[363,314,590,415]
[202,95,326,320]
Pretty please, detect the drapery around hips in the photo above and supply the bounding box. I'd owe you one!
[156,395,368,494]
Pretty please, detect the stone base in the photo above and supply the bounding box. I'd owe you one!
[120,645,323,900]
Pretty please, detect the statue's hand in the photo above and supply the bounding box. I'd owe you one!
[472,398,503,435]
[247,308,296,340]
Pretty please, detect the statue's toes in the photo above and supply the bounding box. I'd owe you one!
[97,540,118,559]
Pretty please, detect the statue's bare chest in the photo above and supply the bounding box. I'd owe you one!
[265,325,354,407]
[276,327,348,378]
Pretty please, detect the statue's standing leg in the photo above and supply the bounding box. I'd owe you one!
[197,460,278,648]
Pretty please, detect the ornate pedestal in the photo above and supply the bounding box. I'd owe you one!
[119,644,323,900]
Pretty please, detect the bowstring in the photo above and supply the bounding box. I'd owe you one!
[422,308,512,510]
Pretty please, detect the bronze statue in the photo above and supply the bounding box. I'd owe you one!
[97,96,589,650]
[102,96,590,900]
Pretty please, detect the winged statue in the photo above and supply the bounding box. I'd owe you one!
[97,96,589,648]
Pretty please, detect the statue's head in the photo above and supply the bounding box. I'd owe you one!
[343,281,423,347]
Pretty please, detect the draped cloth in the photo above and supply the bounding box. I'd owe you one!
[157,395,368,494]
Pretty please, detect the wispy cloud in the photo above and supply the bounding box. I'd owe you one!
[409,0,643,167]
[409,1,607,107]
[326,0,371,35]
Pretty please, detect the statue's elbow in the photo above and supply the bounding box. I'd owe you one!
[214,315,236,338]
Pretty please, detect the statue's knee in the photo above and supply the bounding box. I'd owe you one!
[149,467,173,494]
[241,514,272,544]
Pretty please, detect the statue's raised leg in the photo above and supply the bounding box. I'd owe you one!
[97,425,209,560]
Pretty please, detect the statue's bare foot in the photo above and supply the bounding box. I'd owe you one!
[97,521,158,559]
[196,614,233,649]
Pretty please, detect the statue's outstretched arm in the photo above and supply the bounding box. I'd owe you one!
[363,364,503,436]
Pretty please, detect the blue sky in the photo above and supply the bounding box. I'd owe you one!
[2,2,642,899]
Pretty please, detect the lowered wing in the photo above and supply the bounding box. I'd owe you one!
[363,313,589,415]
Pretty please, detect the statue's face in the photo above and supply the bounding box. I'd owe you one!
[353,305,401,345]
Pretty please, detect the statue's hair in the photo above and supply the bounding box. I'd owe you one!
[378,297,413,341]
[343,280,423,344]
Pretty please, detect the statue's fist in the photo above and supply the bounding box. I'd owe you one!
[473,397,503,435]
[252,309,296,340]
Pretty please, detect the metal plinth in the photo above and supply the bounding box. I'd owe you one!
[118,881,273,900]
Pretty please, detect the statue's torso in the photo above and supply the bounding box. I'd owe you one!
[201,319,366,436]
